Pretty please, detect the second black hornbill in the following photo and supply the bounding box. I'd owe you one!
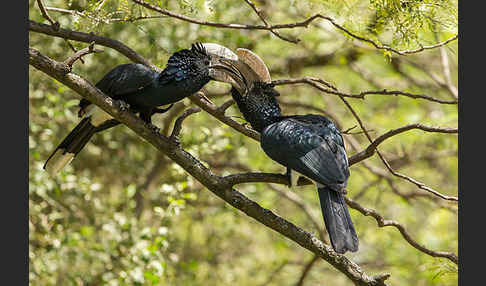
[224,49,358,254]
[44,43,239,175]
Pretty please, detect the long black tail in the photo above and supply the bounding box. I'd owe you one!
[317,186,359,254]
[43,117,97,175]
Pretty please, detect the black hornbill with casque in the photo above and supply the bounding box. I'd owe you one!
[222,49,359,254]
[44,43,239,175]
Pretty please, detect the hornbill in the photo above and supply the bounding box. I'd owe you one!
[44,43,239,175]
[223,49,358,254]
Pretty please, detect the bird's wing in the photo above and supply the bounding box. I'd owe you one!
[95,63,158,97]
[78,63,157,117]
[261,115,349,188]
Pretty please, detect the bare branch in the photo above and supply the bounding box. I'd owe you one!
[268,184,328,242]
[169,107,201,142]
[36,0,58,26]
[273,77,457,105]
[45,6,168,23]
[295,255,320,286]
[29,20,159,71]
[242,0,298,43]
[217,99,235,113]
[348,124,458,166]
[345,197,458,264]
[189,92,261,141]
[63,42,103,69]
[35,1,91,64]
[338,95,458,202]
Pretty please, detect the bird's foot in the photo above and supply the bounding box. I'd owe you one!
[117,100,130,111]
[170,136,181,146]
[146,122,160,134]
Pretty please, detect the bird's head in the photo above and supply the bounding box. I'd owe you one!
[181,42,244,84]
[218,48,283,132]
[217,48,280,98]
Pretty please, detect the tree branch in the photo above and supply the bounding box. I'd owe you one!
[29,20,159,71]
[338,95,458,202]
[63,42,103,69]
[169,107,201,143]
[348,124,458,166]
[29,46,390,286]
[242,0,298,43]
[345,197,458,264]
[273,77,457,105]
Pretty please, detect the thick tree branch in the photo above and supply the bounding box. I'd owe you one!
[29,20,159,71]
[189,92,261,141]
[29,47,389,286]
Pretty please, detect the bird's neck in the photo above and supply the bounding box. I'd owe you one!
[231,87,283,133]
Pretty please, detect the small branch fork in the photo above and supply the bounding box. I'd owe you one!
[242,0,298,43]
[169,107,201,144]
[35,0,88,64]
[63,42,103,69]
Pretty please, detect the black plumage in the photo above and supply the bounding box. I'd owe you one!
[229,78,358,253]
[44,43,232,174]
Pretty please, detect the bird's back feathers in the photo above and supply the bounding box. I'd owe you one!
[261,114,349,190]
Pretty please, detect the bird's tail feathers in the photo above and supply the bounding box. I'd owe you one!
[43,117,97,175]
[317,185,359,254]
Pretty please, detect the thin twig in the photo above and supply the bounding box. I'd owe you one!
[36,0,88,64]
[338,96,458,202]
[295,255,320,286]
[36,0,58,26]
[273,77,457,104]
[243,0,298,43]
[169,107,201,141]
[29,20,159,71]
[348,124,458,167]
[345,197,458,264]
[63,42,103,68]
[217,99,235,113]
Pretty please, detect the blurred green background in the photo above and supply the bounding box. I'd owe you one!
[29,0,458,285]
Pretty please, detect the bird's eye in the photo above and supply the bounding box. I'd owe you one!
[204,59,210,66]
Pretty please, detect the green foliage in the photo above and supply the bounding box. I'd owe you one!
[30,0,457,285]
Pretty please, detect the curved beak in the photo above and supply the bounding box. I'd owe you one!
[212,58,265,96]
[202,43,272,97]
